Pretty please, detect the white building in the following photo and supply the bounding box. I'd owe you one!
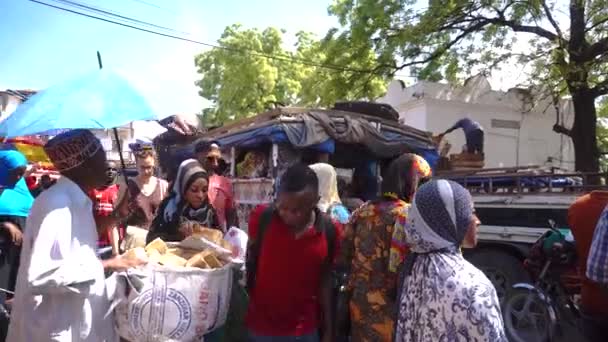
[378,76,575,170]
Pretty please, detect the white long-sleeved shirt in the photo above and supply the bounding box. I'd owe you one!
[7,177,117,342]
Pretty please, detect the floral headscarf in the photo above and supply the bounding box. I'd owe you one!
[386,153,432,272]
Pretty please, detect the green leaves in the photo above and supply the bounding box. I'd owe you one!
[194,24,386,125]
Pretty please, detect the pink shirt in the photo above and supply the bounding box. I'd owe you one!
[208,174,234,230]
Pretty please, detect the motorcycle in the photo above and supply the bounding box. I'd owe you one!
[502,219,581,342]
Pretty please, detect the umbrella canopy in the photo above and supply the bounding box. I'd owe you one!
[0,69,157,137]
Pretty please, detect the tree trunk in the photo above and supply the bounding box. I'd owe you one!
[570,89,600,174]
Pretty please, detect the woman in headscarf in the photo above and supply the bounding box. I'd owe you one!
[339,153,431,342]
[395,180,506,342]
[146,159,219,243]
[0,151,34,301]
[309,163,350,224]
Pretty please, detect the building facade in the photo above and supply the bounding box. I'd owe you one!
[378,76,575,170]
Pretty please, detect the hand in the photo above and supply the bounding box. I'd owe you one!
[2,222,23,246]
[178,221,197,238]
[103,256,147,272]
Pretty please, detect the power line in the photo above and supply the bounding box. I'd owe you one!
[47,0,187,34]
[127,0,174,13]
[29,0,416,78]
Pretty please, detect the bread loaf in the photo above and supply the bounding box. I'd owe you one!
[145,238,168,255]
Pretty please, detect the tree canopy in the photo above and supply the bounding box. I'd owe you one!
[194,24,387,126]
[324,0,608,173]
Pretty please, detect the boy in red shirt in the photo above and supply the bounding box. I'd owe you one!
[246,164,342,342]
[89,161,123,255]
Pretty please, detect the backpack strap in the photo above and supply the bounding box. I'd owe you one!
[245,205,274,291]
[315,208,336,263]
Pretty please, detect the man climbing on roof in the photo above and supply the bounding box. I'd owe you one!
[438,118,484,155]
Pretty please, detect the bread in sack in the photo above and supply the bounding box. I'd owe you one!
[147,249,163,264]
[203,253,223,268]
[192,227,224,245]
[145,238,168,255]
[185,251,212,268]
[168,247,199,260]
[123,247,148,261]
[158,253,187,267]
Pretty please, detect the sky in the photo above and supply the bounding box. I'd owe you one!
[0,0,337,118]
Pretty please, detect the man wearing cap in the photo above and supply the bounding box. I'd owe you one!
[7,129,143,342]
[195,139,238,231]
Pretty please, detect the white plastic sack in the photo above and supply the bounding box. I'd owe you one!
[113,263,233,342]
[224,227,248,262]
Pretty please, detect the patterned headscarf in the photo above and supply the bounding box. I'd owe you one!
[44,129,102,172]
[386,153,432,273]
[395,180,506,341]
[404,179,473,266]
[163,158,207,221]
[381,153,431,202]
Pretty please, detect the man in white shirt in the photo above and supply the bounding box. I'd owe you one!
[7,129,143,342]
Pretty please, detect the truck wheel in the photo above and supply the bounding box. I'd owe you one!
[466,249,530,305]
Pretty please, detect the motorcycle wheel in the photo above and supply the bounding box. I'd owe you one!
[503,288,556,342]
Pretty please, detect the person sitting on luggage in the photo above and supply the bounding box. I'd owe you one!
[146,159,219,243]
[439,118,484,155]
[309,163,350,225]
[246,164,343,342]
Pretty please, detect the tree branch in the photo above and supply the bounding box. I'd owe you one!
[591,78,608,97]
[568,0,587,58]
[585,16,608,33]
[395,20,490,70]
[541,0,564,42]
[553,124,572,137]
[585,37,608,61]
[487,17,560,42]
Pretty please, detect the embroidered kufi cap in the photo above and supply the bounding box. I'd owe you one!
[44,129,102,172]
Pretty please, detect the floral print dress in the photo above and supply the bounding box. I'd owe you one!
[340,198,409,342]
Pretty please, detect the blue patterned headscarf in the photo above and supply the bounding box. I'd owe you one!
[0,150,34,217]
[405,179,473,253]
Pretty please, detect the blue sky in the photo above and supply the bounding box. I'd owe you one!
[0,0,337,117]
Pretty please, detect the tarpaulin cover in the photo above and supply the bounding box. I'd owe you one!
[214,111,439,167]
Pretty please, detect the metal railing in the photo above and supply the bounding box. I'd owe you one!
[439,168,608,195]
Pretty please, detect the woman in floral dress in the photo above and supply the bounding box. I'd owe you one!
[339,154,431,342]
[394,180,506,341]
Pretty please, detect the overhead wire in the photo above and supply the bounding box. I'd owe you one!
[126,0,175,14]
[28,0,416,78]
[47,0,188,34]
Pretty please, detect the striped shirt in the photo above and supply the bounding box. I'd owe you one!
[587,204,608,285]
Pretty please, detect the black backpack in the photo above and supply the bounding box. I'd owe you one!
[245,205,337,291]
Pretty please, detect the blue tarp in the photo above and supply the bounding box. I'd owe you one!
[215,122,439,168]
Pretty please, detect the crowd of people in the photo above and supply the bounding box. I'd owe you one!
[0,127,512,342]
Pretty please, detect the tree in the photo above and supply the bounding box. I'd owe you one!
[194,24,387,126]
[598,96,608,171]
[325,0,608,173]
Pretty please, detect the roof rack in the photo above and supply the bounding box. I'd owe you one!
[437,166,608,195]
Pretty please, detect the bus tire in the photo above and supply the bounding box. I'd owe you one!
[466,249,530,306]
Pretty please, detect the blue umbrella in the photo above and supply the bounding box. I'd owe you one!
[0,69,157,137]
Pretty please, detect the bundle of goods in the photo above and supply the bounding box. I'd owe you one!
[112,226,241,342]
[449,152,485,170]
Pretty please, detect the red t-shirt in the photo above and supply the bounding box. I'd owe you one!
[568,191,608,316]
[88,184,121,247]
[245,205,342,336]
